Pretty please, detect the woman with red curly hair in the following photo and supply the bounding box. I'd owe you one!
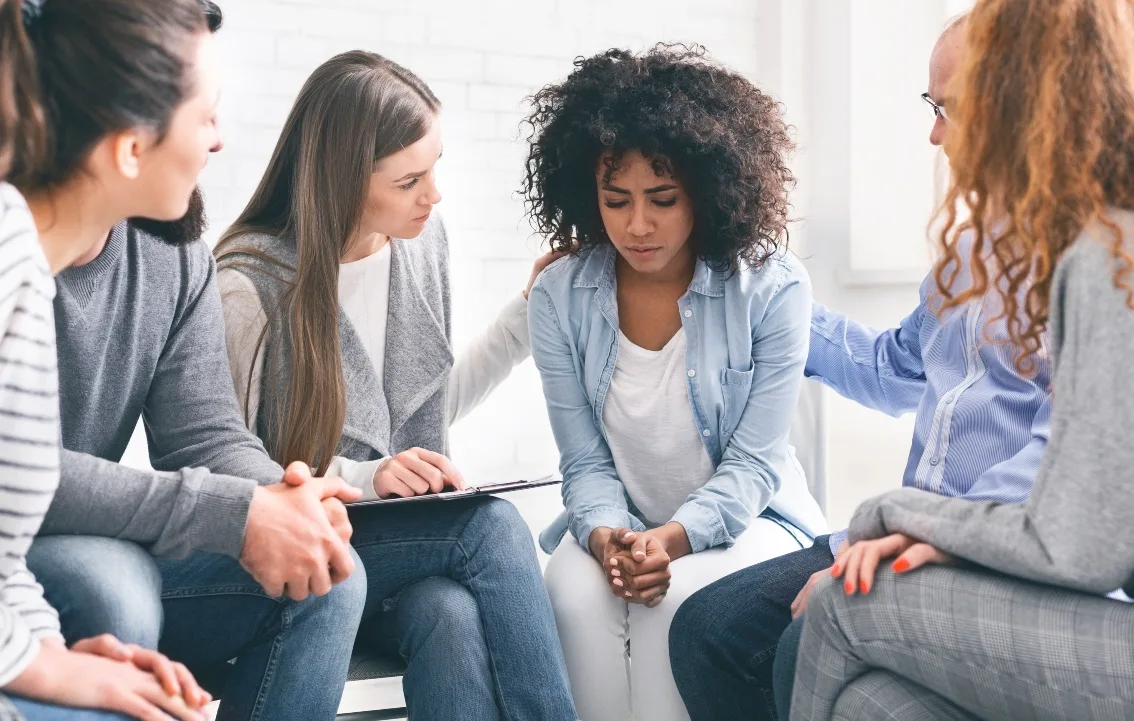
[793,1,1134,718]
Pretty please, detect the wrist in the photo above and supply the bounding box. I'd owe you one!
[655,522,692,560]
[587,527,613,558]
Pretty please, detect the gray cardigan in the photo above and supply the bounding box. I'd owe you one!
[217,215,454,465]
[849,209,1134,597]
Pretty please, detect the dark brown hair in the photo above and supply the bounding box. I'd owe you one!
[522,44,795,272]
[1,0,206,192]
[933,0,1134,374]
[216,51,440,474]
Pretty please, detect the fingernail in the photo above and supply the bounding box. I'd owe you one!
[613,579,624,587]
[860,580,870,595]
[611,569,620,577]
[844,581,854,594]
[893,558,911,573]
[610,558,619,567]
[625,591,633,597]
[635,551,645,559]
[830,565,840,576]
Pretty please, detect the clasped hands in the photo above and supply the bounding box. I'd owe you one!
[588,523,691,608]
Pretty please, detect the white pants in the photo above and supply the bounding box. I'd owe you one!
[544,518,802,721]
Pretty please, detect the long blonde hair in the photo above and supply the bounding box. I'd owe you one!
[932,0,1134,374]
[215,51,439,474]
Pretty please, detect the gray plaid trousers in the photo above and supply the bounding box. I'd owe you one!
[790,566,1134,720]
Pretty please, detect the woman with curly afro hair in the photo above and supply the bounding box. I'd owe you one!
[523,44,827,721]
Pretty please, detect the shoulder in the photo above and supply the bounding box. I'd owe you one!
[1056,209,1134,316]
[529,248,592,300]
[0,184,51,300]
[728,250,811,307]
[0,183,42,261]
[126,224,218,292]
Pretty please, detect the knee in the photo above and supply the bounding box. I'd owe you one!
[27,537,163,648]
[303,546,367,637]
[467,498,531,549]
[399,577,482,646]
[543,541,604,621]
[668,584,727,664]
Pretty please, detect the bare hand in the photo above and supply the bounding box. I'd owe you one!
[524,247,572,299]
[374,448,466,498]
[69,636,210,709]
[6,641,208,721]
[279,461,354,548]
[602,528,673,607]
[241,471,362,601]
[790,566,833,619]
[830,533,954,596]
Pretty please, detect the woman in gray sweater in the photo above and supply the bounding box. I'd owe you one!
[790,1,1134,719]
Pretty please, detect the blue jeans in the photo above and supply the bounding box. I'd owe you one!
[8,697,131,721]
[347,496,576,721]
[27,536,366,721]
[668,534,833,721]
[772,616,805,721]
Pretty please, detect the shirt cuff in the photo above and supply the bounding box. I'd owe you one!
[498,293,531,354]
[326,456,386,502]
[572,508,645,553]
[670,503,726,553]
[828,528,849,555]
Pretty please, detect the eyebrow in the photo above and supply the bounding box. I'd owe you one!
[391,148,444,184]
[601,183,679,195]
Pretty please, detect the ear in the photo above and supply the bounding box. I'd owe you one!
[108,129,155,180]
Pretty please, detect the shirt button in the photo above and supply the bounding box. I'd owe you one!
[703,429,712,437]
[930,457,940,466]
[684,309,692,318]
[687,369,696,378]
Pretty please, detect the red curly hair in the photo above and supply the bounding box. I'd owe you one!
[932,0,1134,375]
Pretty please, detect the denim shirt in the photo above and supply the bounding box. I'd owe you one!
[529,245,828,554]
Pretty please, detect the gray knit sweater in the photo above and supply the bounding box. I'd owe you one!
[849,209,1134,597]
[40,222,284,559]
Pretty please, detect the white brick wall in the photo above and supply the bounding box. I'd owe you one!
[180,0,762,535]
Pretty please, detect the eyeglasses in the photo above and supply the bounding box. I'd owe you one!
[921,92,949,122]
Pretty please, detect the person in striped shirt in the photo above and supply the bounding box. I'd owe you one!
[668,13,1052,721]
[0,0,238,718]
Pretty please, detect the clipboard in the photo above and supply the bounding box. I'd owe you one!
[350,474,561,506]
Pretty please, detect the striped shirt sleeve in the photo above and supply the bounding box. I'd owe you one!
[0,183,62,684]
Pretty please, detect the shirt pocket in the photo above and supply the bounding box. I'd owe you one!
[720,365,755,438]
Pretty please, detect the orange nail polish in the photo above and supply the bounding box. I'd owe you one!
[893,558,911,573]
[830,564,841,576]
[844,581,854,594]
[860,580,870,595]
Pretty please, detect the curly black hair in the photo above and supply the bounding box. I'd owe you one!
[522,44,796,272]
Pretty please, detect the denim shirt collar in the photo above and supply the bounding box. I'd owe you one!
[572,244,727,302]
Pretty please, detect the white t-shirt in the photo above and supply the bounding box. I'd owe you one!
[602,328,716,526]
[338,243,392,382]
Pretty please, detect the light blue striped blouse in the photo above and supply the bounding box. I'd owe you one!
[808,249,1052,553]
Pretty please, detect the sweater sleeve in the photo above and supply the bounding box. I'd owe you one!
[848,233,1134,595]
[144,246,283,485]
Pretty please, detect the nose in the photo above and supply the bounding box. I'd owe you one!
[929,115,946,147]
[627,203,652,238]
[211,125,225,154]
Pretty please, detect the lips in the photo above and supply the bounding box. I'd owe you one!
[413,211,432,223]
